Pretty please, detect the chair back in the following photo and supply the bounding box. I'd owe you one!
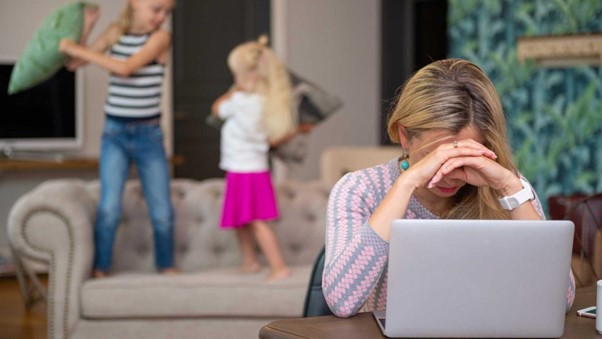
[302,246,333,317]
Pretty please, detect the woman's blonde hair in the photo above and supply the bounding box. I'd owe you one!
[387,59,517,220]
[227,35,294,143]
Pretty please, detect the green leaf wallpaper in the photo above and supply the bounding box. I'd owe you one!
[448,0,602,213]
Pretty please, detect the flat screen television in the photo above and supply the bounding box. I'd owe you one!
[0,59,83,155]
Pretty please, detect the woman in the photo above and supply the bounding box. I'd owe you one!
[322,59,575,317]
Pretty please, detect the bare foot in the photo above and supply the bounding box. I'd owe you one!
[93,270,107,278]
[160,267,179,275]
[238,262,261,274]
[266,267,291,281]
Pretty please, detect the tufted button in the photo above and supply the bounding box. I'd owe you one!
[306,212,316,222]
[137,245,150,255]
[178,243,189,254]
[286,190,296,199]
[289,243,301,253]
[196,216,204,224]
[213,245,224,256]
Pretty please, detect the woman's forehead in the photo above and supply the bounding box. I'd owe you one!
[413,126,483,148]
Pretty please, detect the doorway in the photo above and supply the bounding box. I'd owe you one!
[172,0,270,179]
[380,0,448,144]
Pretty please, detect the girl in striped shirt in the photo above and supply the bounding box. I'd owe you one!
[59,0,176,278]
[323,59,575,317]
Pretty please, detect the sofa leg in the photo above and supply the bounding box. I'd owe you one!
[10,246,46,310]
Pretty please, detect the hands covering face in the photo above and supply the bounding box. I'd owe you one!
[424,139,504,189]
[403,133,515,195]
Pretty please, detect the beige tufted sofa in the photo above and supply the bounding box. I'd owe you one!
[8,178,330,339]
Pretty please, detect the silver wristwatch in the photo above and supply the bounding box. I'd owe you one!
[498,178,534,210]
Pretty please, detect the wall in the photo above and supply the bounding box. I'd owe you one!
[0,0,173,263]
[448,0,602,211]
[272,0,381,180]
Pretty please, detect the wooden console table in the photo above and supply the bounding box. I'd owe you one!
[0,155,183,171]
[0,158,99,171]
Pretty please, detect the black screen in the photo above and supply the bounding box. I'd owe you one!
[0,64,76,139]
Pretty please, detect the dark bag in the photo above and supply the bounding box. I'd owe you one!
[548,193,602,257]
[548,193,602,284]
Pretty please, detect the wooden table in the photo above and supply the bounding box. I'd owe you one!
[259,287,600,338]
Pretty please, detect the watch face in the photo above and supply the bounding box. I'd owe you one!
[498,178,534,210]
[509,197,520,209]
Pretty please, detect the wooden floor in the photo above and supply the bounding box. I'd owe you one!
[0,275,47,339]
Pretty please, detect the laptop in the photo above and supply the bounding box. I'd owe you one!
[373,219,574,338]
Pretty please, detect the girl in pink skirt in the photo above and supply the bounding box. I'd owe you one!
[211,35,297,281]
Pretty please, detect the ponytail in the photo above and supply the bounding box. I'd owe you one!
[257,36,295,143]
[227,35,295,143]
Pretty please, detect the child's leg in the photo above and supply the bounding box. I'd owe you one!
[94,121,131,277]
[135,124,176,273]
[236,226,261,272]
[250,221,290,280]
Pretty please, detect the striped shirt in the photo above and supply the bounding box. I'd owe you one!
[104,33,164,119]
[323,158,576,317]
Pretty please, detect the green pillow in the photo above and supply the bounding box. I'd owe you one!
[8,2,89,94]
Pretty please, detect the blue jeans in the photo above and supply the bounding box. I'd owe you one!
[94,117,174,271]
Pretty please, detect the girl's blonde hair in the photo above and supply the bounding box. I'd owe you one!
[227,35,294,143]
[118,1,134,34]
[387,58,516,220]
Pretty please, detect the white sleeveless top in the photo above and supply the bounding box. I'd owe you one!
[104,33,164,119]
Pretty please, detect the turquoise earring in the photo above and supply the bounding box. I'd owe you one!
[400,159,410,170]
[399,148,410,170]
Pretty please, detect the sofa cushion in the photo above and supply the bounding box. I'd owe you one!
[81,265,313,319]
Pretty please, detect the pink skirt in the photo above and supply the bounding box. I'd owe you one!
[220,171,279,228]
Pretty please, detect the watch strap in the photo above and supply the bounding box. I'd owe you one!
[498,178,534,210]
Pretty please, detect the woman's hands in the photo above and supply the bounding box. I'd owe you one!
[402,139,515,192]
[421,139,518,193]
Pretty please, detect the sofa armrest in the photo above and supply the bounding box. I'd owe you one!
[8,179,97,339]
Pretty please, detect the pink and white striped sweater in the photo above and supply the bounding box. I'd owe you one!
[323,158,576,318]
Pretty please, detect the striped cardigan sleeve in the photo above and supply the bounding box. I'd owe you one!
[322,171,389,317]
